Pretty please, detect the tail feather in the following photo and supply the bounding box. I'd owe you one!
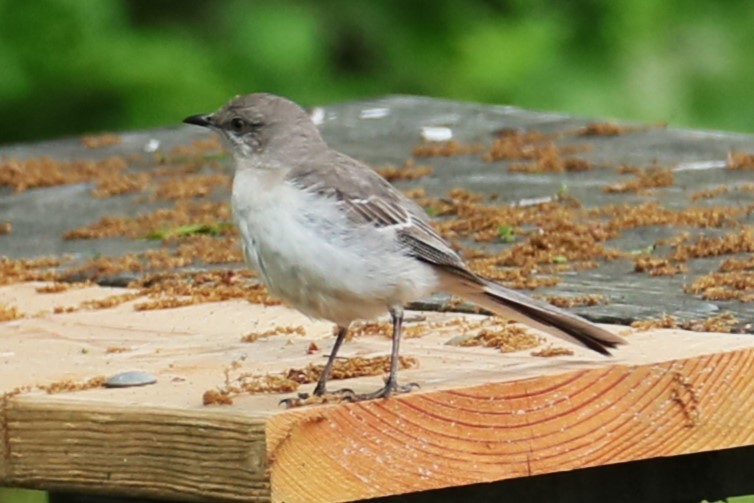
[441,274,626,355]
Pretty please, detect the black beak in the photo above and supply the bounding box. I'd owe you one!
[183,114,213,128]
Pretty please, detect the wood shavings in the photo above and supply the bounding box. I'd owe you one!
[37,376,107,394]
[689,185,729,201]
[53,306,78,314]
[670,228,754,261]
[412,140,482,157]
[631,314,679,331]
[81,134,122,149]
[604,165,673,194]
[508,156,592,174]
[572,122,637,137]
[483,130,555,161]
[78,293,141,310]
[63,200,233,240]
[241,325,306,343]
[130,271,278,309]
[36,281,92,293]
[598,202,746,231]
[92,172,150,197]
[531,346,574,357]
[349,321,427,340]
[686,271,754,302]
[154,173,231,200]
[457,323,541,352]
[727,152,754,170]
[631,312,739,333]
[0,304,23,322]
[0,256,66,286]
[0,156,127,192]
[719,255,754,272]
[482,129,592,173]
[166,135,224,159]
[286,355,419,384]
[203,355,418,405]
[105,346,131,354]
[633,257,688,276]
[374,159,434,181]
[540,294,607,308]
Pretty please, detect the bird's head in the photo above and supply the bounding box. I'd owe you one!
[183,93,324,167]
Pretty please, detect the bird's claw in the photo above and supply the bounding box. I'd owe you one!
[352,380,420,401]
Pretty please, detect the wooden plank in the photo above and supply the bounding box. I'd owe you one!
[4,96,754,326]
[2,402,269,502]
[2,283,754,502]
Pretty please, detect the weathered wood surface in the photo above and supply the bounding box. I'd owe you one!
[2,96,754,325]
[3,283,754,502]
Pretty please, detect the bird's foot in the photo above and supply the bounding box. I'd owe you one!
[352,379,419,401]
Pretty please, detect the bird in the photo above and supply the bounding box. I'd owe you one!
[183,93,626,401]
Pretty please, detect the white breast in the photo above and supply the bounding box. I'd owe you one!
[231,169,438,326]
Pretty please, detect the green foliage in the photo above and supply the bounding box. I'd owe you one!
[497,224,516,243]
[0,0,752,144]
[0,488,47,503]
[145,222,233,240]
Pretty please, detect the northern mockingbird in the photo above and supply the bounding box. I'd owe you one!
[184,93,626,401]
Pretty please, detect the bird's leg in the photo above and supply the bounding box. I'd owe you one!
[281,325,353,407]
[312,325,350,396]
[356,305,419,401]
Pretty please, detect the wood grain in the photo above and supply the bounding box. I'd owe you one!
[3,283,754,502]
[2,401,269,501]
[266,348,754,502]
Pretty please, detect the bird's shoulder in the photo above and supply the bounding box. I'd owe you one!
[285,149,478,280]
[286,149,428,225]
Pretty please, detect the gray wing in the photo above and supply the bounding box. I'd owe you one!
[287,150,480,282]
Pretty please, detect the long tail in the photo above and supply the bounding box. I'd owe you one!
[441,274,626,355]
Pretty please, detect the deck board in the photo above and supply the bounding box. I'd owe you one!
[3,283,754,502]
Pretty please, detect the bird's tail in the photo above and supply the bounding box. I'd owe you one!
[440,274,626,355]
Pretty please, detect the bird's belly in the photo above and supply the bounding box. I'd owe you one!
[233,186,438,325]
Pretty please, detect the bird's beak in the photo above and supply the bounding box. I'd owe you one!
[183,114,213,128]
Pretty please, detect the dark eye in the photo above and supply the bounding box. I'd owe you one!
[230,118,246,132]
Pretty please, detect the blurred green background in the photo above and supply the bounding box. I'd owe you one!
[0,0,752,146]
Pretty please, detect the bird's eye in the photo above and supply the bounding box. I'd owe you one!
[230,118,246,132]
